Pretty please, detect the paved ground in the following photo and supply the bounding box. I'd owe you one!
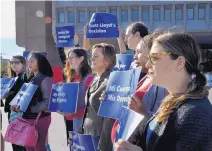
[1,88,212,151]
[1,111,69,151]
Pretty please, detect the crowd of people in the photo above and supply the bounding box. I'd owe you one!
[1,21,212,151]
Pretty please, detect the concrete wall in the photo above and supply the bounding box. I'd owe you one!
[15,1,62,66]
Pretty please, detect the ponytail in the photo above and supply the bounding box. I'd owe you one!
[155,70,208,123]
[192,70,206,87]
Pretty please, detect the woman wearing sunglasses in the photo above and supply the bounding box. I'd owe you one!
[4,55,30,151]
[114,32,212,151]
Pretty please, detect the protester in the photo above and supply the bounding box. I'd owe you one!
[107,30,167,144]
[11,52,53,151]
[117,22,149,54]
[3,55,30,151]
[114,32,212,151]
[59,48,94,145]
[82,43,117,150]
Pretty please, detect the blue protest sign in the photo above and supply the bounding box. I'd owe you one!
[56,25,75,47]
[10,83,38,112]
[98,67,141,119]
[86,12,119,38]
[0,78,17,98]
[114,107,144,143]
[205,73,212,87]
[69,131,95,151]
[23,51,48,59]
[113,54,134,71]
[48,83,79,113]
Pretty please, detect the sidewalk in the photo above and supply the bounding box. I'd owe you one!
[1,111,69,151]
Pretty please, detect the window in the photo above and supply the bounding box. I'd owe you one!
[58,12,65,23]
[121,10,128,22]
[164,6,171,21]
[132,10,138,21]
[142,8,149,21]
[68,11,75,23]
[153,6,160,21]
[198,4,206,20]
[187,4,194,20]
[110,10,117,16]
[89,11,95,19]
[175,6,183,20]
[79,11,85,23]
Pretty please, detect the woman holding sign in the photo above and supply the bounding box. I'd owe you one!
[11,52,53,151]
[82,43,117,150]
[114,33,212,151]
[4,55,30,151]
[61,48,94,145]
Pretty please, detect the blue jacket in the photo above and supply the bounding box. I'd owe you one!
[142,85,168,116]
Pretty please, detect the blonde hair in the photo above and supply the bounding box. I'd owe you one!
[153,32,208,123]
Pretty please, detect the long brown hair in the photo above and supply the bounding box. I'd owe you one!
[153,32,208,123]
[8,55,26,78]
[64,48,91,82]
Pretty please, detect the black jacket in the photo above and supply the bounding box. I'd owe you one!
[4,73,30,115]
[128,97,212,151]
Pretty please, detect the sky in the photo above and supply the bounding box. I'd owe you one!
[0,0,25,59]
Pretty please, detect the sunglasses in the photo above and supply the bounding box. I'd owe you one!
[148,52,170,64]
[10,61,21,65]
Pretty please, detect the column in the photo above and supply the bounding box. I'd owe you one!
[128,6,131,22]
[195,3,198,20]
[117,6,120,23]
[183,4,187,30]
[64,7,67,23]
[74,6,77,25]
[139,5,141,21]
[172,4,176,25]
[150,5,153,31]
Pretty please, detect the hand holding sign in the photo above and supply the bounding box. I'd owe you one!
[128,95,148,116]
[114,107,144,144]
[10,83,38,112]
[99,90,106,102]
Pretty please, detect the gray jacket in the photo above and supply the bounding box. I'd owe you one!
[83,70,111,137]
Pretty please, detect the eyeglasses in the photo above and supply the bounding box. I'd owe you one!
[148,52,170,65]
[10,61,21,65]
